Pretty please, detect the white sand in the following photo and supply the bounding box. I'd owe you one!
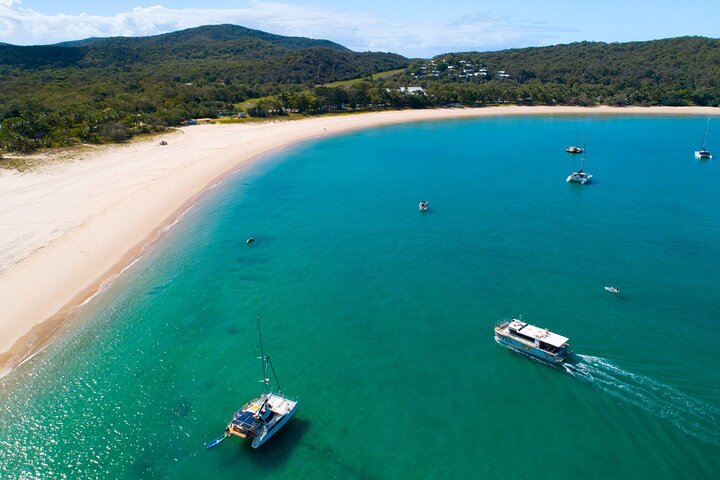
[1,105,718,371]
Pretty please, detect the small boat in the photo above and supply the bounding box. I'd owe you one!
[494,318,572,364]
[208,318,298,449]
[604,286,620,293]
[567,147,592,184]
[418,201,428,212]
[566,131,584,154]
[694,119,713,160]
[246,237,255,244]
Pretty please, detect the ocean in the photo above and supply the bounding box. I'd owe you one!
[1,115,719,479]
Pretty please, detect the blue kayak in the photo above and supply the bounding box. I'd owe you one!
[206,434,228,449]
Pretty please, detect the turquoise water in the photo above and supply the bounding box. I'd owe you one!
[1,115,719,479]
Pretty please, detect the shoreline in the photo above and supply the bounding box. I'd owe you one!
[1,105,718,375]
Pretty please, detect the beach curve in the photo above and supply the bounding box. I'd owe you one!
[1,105,718,375]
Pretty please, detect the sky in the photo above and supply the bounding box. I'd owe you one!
[1,0,718,57]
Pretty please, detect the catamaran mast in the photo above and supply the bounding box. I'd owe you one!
[701,119,710,150]
[257,316,270,393]
[256,316,283,395]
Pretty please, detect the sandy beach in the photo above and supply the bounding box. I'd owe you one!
[0,105,718,374]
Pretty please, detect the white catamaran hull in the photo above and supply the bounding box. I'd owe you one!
[251,403,298,448]
[566,173,592,184]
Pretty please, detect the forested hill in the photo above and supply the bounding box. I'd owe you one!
[54,24,349,52]
[0,24,388,70]
[2,31,719,154]
[0,24,409,152]
[406,37,720,106]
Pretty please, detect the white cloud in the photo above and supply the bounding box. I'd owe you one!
[0,1,575,56]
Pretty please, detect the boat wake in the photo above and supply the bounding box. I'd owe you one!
[563,354,720,446]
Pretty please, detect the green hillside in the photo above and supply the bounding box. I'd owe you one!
[0,24,408,152]
[403,37,720,106]
[1,30,718,154]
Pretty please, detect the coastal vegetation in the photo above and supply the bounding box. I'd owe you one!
[404,37,720,107]
[1,25,718,153]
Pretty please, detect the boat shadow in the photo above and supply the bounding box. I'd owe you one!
[244,416,312,469]
[567,180,599,187]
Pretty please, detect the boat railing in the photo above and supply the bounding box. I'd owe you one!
[494,319,510,329]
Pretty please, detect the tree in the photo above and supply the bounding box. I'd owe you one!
[98,122,130,142]
[0,116,37,152]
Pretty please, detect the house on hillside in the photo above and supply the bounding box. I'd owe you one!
[399,86,426,94]
[386,86,426,95]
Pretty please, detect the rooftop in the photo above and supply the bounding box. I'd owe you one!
[508,319,569,347]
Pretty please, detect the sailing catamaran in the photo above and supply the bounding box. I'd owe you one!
[566,131,584,154]
[566,147,593,184]
[695,119,713,160]
[207,318,298,449]
[565,145,584,154]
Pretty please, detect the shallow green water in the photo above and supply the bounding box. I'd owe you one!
[1,115,719,479]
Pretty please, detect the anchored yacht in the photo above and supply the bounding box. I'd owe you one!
[567,148,592,184]
[695,119,713,160]
[565,145,583,154]
[207,318,297,449]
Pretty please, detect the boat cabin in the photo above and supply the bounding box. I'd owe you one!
[228,410,257,438]
[507,319,569,354]
[695,149,712,160]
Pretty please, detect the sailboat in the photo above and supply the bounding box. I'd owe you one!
[566,146,593,184]
[695,119,713,160]
[566,131,584,154]
[565,145,584,154]
[207,317,298,449]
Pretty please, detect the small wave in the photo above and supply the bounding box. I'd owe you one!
[564,354,720,446]
[158,203,195,234]
[71,203,196,315]
[16,345,50,369]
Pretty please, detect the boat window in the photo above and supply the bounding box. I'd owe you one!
[539,342,560,354]
[511,330,536,344]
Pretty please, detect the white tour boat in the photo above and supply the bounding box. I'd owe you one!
[494,318,572,364]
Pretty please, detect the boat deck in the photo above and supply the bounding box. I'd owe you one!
[266,393,297,415]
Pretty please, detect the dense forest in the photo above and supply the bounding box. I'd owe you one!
[403,36,720,107]
[1,26,718,153]
[0,24,408,152]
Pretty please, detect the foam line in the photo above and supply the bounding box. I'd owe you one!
[564,354,720,446]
